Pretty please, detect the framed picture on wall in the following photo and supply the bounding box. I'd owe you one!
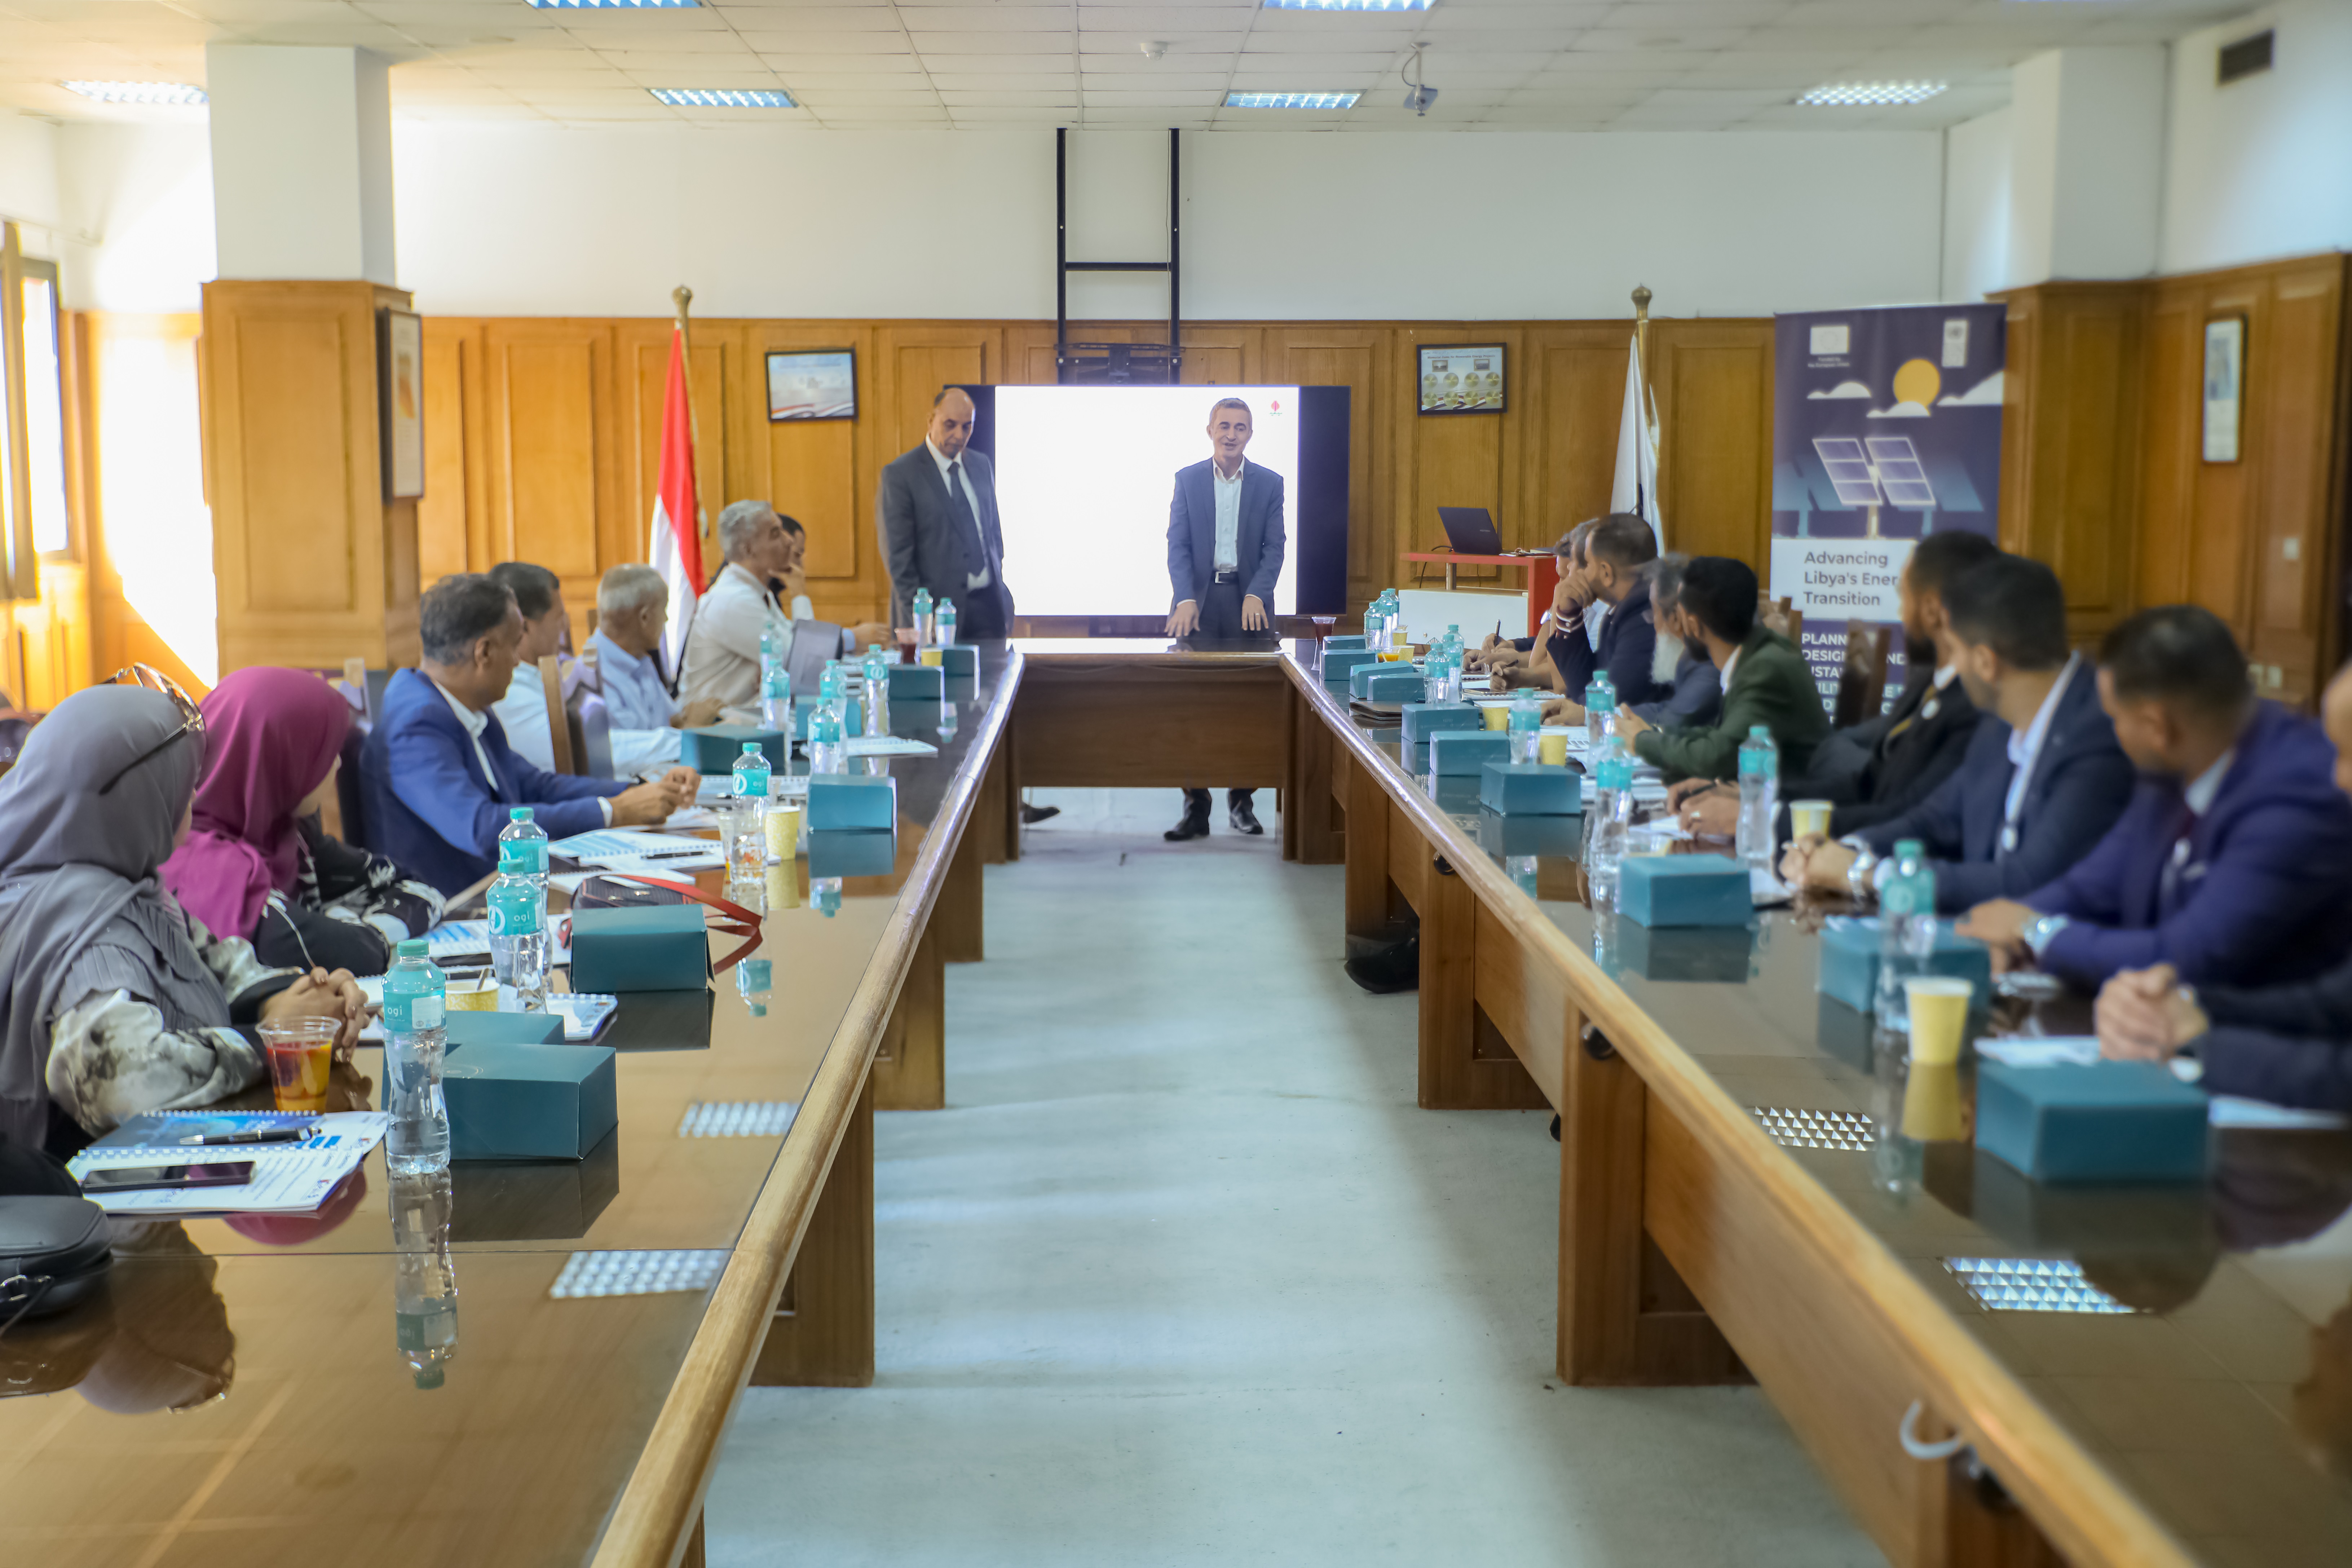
[1418,344,1505,415]
[378,308,425,499]
[767,349,857,421]
[2202,316,2244,464]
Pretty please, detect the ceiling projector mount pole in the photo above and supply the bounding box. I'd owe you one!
[1055,127,1183,385]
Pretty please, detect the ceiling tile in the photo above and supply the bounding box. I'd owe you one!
[1079,70,1228,88]
[906,31,1077,53]
[596,50,771,69]
[1076,34,1251,56]
[712,5,899,24]
[936,89,1076,103]
[1075,6,1253,31]
[913,52,1084,71]
[1240,30,1418,52]
[736,31,917,52]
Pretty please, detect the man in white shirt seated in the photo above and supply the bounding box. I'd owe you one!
[583,564,724,773]
[486,561,579,775]
[683,500,890,712]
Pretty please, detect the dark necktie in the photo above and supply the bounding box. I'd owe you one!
[944,461,986,578]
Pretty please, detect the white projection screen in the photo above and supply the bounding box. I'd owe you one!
[990,385,1303,617]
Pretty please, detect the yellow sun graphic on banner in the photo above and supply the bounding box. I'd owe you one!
[1891,358,1942,409]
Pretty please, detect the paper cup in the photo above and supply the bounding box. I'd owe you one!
[1538,731,1569,766]
[1901,1063,1968,1141]
[919,646,944,667]
[1903,977,1974,1066]
[1789,799,1834,840]
[1482,705,1511,731]
[445,979,497,1012]
[765,801,803,859]
[257,1020,336,1113]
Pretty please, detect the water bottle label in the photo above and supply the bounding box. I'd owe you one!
[384,989,445,1034]
[732,772,765,796]
[487,884,541,936]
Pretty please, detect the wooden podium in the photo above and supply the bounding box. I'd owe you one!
[1403,552,1560,639]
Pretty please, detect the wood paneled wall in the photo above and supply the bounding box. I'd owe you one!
[416,314,1773,640]
[2000,252,2352,707]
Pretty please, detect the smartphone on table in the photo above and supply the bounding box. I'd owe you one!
[81,1161,257,1194]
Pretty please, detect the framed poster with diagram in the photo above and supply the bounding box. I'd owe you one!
[1417,344,1505,415]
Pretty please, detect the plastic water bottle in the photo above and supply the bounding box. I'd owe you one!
[809,705,847,776]
[1587,751,1633,902]
[1584,671,1618,746]
[1508,690,1543,764]
[861,644,891,734]
[1876,839,1938,1031]
[1384,590,1406,654]
[391,1167,458,1390]
[488,849,548,1013]
[382,938,450,1175]
[731,742,771,878]
[1363,598,1383,645]
[1736,725,1779,874]
[759,648,792,731]
[497,807,548,894]
[910,587,935,653]
[936,597,958,649]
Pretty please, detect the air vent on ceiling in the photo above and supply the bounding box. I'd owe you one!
[2219,30,2273,85]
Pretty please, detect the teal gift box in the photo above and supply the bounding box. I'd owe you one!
[1817,919,1993,1014]
[443,1011,565,1048]
[1322,635,1368,654]
[447,1126,621,1241]
[1481,761,1580,815]
[793,693,864,741]
[443,1041,618,1161]
[1476,810,1580,858]
[809,828,897,879]
[681,726,785,773]
[1618,922,1752,983]
[1620,853,1749,928]
[1428,730,1510,777]
[1976,1060,2211,1184]
[808,773,898,831]
[1350,664,1423,702]
[887,664,944,701]
[569,904,709,993]
[1400,702,1483,744]
[938,644,978,677]
[1322,648,1380,684]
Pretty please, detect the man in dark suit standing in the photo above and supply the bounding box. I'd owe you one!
[1164,396,1286,840]
[1782,554,2135,911]
[877,387,1012,639]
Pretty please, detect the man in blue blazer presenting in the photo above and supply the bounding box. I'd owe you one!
[1962,605,2352,990]
[1164,396,1285,840]
[365,575,699,895]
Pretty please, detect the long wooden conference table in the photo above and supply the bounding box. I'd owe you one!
[6,639,2350,1568]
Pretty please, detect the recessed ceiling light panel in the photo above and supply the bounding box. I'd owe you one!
[1263,0,1433,10]
[528,0,700,9]
[62,80,208,105]
[1797,81,1948,107]
[650,88,795,107]
[1224,90,1361,109]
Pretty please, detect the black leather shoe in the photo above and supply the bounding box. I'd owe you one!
[1020,803,1060,824]
[1164,814,1210,842]
[1229,800,1264,836]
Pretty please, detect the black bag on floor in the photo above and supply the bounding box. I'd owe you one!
[1343,916,1420,995]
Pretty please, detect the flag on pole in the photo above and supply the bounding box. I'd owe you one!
[648,323,704,683]
[1610,335,1664,542]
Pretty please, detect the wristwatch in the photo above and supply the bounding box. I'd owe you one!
[2022,913,2072,955]
[1839,837,1878,903]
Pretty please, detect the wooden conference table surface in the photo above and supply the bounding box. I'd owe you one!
[1288,648,2352,1568]
[0,646,1020,1568]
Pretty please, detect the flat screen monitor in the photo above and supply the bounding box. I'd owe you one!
[956,384,1350,617]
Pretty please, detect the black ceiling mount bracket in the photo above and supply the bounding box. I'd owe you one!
[1055,127,1182,386]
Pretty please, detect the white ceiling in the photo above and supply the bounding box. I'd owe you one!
[0,0,2262,132]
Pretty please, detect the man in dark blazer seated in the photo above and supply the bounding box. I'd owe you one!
[1620,556,1827,783]
[1782,553,2134,913]
[1163,396,1285,840]
[1961,604,2352,990]
[877,387,1013,639]
[1687,530,1998,843]
[364,574,699,895]
[1533,512,1670,716]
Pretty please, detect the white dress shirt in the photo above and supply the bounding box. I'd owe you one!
[1586,600,1609,652]
[2001,653,2080,851]
[442,670,614,825]
[1213,458,1244,573]
[927,437,992,593]
[681,561,851,711]
[2184,747,2235,816]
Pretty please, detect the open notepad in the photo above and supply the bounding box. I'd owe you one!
[66,1111,388,1216]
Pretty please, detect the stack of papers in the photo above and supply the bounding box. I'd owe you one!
[67,1111,389,1215]
[848,735,939,758]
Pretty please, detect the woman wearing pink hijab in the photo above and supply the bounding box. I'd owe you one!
[162,667,442,976]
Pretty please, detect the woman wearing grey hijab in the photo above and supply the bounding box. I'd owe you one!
[0,683,366,1154]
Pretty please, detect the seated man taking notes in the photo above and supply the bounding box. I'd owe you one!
[1621,556,1827,784]
[1164,396,1286,840]
[1961,605,2352,989]
[684,500,886,712]
[364,575,699,896]
[1778,552,2133,909]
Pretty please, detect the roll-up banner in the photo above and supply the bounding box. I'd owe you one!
[1770,303,2007,709]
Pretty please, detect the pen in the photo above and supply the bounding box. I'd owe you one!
[182,1123,316,1147]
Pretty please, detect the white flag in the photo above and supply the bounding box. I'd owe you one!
[1610,335,1664,542]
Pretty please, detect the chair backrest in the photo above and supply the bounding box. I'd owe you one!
[0,711,39,778]
[572,690,615,780]
[538,654,577,775]
[1833,621,1893,729]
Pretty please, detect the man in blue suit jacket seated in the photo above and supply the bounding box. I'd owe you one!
[1962,604,2352,991]
[2095,663,2352,1108]
[1781,555,2136,913]
[365,574,701,895]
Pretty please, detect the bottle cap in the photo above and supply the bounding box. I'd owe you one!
[1749,725,1770,739]
[510,806,533,821]
[1895,838,1925,859]
[743,742,763,755]
[397,938,427,957]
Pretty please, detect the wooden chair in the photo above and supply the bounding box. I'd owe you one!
[535,654,578,775]
[1757,594,1803,646]
[1833,620,1893,729]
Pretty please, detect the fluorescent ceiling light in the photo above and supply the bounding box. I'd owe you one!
[650,87,795,107]
[62,80,207,105]
[1797,81,1947,107]
[1225,91,1360,109]
[528,0,699,9]
[1263,0,1433,10]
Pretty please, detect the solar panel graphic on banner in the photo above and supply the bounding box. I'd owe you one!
[1812,438,1882,507]
[1866,437,1937,508]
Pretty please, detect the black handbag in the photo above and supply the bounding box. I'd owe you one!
[1,1196,114,1325]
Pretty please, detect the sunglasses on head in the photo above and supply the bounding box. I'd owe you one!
[98,664,205,795]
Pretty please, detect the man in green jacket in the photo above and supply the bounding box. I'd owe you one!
[1619,555,1829,783]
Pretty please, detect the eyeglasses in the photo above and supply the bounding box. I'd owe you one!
[98,664,205,795]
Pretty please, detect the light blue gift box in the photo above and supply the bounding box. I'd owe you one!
[1350,668,1425,703]
[886,664,944,701]
[443,1042,618,1161]
[1817,919,1993,1015]
[1976,1061,2210,1184]
[1322,648,1380,684]
[1400,702,1484,744]
[1480,761,1580,815]
[809,828,898,879]
[1428,731,1511,776]
[1620,853,1750,928]
[808,773,898,831]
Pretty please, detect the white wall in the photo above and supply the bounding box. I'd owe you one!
[2005,46,2167,287]
[53,123,215,313]
[2162,0,2352,273]
[1941,109,2013,302]
[0,111,62,238]
[391,124,1946,321]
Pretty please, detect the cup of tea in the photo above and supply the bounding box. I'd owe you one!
[1903,977,1975,1066]
[1482,704,1511,732]
[1537,730,1570,767]
[257,1019,337,1113]
[1789,799,1835,840]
